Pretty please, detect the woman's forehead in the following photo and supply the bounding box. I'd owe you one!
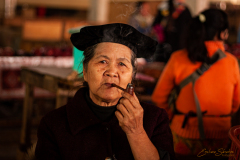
[94,42,133,58]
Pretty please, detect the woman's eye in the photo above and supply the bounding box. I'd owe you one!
[100,60,107,64]
[119,62,126,66]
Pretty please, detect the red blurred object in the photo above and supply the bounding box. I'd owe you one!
[61,48,72,56]
[46,48,54,56]
[228,125,240,160]
[16,49,25,56]
[33,47,47,56]
[224,43,240,59]
[2,69,22,90]
[225,43,231,52]
[0,48,4,56]
[3,47,14,56]
[53,48,62,57]
[37,7,46,18]
[32,46,73,57]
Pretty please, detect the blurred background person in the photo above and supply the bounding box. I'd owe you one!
[152,0,191,62]
[128,1,155,39]
[152,8,240,158]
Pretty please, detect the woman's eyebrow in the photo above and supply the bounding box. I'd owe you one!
[118,57,131,63]
[95,55,110,60]
[95,55,130,63]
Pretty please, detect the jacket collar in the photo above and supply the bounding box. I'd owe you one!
[204,41,225,57]
[66,87,101,135]
[66,87,118,135]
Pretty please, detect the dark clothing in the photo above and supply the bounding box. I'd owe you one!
[152,4,192,62]
[35,87,175,160]
[165,7,191,54]
[85,90,117,122]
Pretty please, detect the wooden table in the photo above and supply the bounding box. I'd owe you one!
[17,66,82,160]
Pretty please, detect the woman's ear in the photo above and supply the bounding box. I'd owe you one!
[220,29,229,40]
[83,69,87,82]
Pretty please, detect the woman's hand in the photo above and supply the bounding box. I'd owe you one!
[115,92,144,135]
[115,92,160,160]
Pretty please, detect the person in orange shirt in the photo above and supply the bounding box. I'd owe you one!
[152,8,240,157]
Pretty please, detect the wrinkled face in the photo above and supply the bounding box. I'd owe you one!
[83,42,133,106]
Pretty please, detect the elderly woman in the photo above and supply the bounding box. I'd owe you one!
[35,23,175,160]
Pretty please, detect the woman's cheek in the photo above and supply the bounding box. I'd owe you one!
[123,70,133,78]
[96,65,106,72]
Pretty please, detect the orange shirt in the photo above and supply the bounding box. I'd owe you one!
[152,41,240,139]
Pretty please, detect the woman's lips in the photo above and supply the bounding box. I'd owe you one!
[111,83,126,92]
[104,83,113,88]
[104,83,126,92]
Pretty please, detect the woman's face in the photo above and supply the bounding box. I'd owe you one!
[83,42,133,106]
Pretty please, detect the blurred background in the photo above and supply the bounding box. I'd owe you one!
[0,0,240,160]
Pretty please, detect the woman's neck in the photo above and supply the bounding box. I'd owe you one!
[89,92,119,107]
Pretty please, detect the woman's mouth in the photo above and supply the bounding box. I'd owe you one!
[104,83,126,92]
[104,83,113,88]
[111,83,126,92]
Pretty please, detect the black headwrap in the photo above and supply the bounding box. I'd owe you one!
[70,23,158,58]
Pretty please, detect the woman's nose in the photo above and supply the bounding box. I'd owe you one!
[104,65,118,77]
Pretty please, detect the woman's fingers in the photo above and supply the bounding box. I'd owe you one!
[117,103,128,115]
[121,92,141,109]
[133,92,140,103]
[115,91,145,135]
[115,110,123,121]
[119,92,143,119]
[119,98,134,114]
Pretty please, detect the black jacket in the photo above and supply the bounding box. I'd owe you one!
[35,87,175,160]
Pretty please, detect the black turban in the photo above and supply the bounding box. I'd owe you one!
[70,23,158,58]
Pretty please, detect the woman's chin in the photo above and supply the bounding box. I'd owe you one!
[101,95,121,104]
[94,88,122,104]
[100,90,121,98]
